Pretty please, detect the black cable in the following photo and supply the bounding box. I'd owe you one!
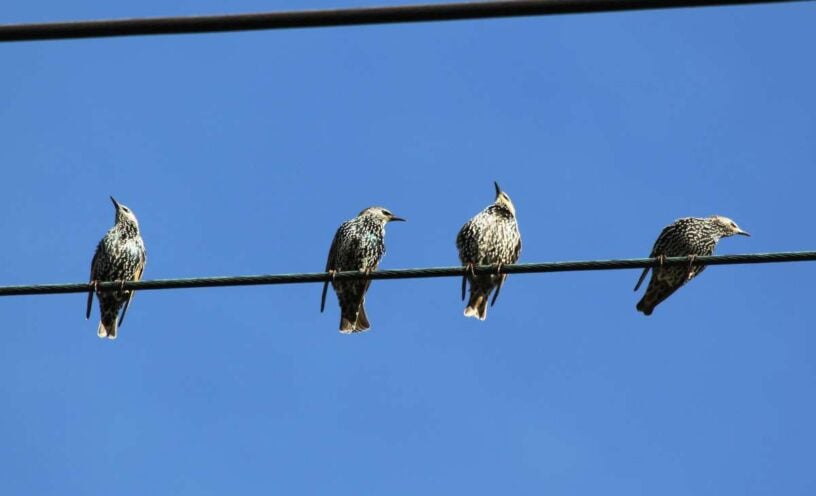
[0,251,812,297]
[0,0,808,43]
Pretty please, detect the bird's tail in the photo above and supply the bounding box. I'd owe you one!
[636,279,682,316]
[464,290,490,320]
[97,316,118,339]
[340,299,370,334]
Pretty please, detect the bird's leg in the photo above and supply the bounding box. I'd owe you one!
[657,254,666,268]
[461,262,474,301]
[686,255,697,281]
[90,279,99,294]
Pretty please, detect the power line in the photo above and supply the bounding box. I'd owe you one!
[0,0,808,43]
[0,251,813,297]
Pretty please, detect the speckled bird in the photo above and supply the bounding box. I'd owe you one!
[321,206,405,333]
[634,215,749,316]
[456,182,522,320]
[86,197,147,339]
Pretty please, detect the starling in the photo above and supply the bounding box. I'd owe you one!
[634,215,750,316]
[456,182,522,320]
[321,206,405,333]
[86,197,147,339]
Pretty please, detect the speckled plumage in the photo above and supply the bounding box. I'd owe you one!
[456,182,521,320]
[634,215,749,316]
[321,206,404,333]
[86,197,147,339]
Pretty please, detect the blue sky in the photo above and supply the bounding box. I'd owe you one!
[1,1,815,494]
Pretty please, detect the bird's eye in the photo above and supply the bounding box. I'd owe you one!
[730,222,736,228]
[122,207,130,213]
[382,210,391,216]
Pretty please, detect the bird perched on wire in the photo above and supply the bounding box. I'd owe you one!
[86,196,147,339]
[456,182,522,320]
[634,215,750,316]
[321,206,405,333]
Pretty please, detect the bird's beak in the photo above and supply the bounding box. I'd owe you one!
[110,196,120,209]
[389,215,406,222]
[494,181,502,197]
[737,229,751,237]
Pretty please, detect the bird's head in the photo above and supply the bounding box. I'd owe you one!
[493,181,516,217]
[110,196,140,231]
[359,206,406,224]
[710,215,750,237]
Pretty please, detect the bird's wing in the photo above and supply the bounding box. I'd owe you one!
[455,218,476,255]
[634,224,674,291]
[456,220,476,300]
[321,227,341,312]
[634,267,650,292]
[86,242,103,319]
[491,230,521,306]
[513,234,522,263]
[118,249,146,327]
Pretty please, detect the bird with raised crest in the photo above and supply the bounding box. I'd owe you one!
[634,215,750,316]
[321,206,405,333]
[86,196,147,339]
[456,182,522,320]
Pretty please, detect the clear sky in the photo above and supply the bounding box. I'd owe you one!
[1,1,815,494]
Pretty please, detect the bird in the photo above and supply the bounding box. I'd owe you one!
[634,215,750,316]
[86,196,147,339]
[456,182,522,320]
[321,206,405,333]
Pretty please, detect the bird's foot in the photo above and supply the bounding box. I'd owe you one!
[90,279,99,294]
[657,254,666,268]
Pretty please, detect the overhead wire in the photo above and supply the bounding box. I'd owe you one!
[0,251,812,297]
[0,0,809,42]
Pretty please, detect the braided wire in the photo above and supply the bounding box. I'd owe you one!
[0,251,812,297]
[0,0,807,43]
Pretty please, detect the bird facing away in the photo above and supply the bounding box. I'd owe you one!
[86,197,147,339]
[456,182,522,320]
[634,215,750,316]
[321,206,405,333]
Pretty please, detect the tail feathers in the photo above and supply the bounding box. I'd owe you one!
[97,314,118,339]
[339,300,370,333]
[636,279,682,316]
[635,297,655,316]
[464,291,489,320]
